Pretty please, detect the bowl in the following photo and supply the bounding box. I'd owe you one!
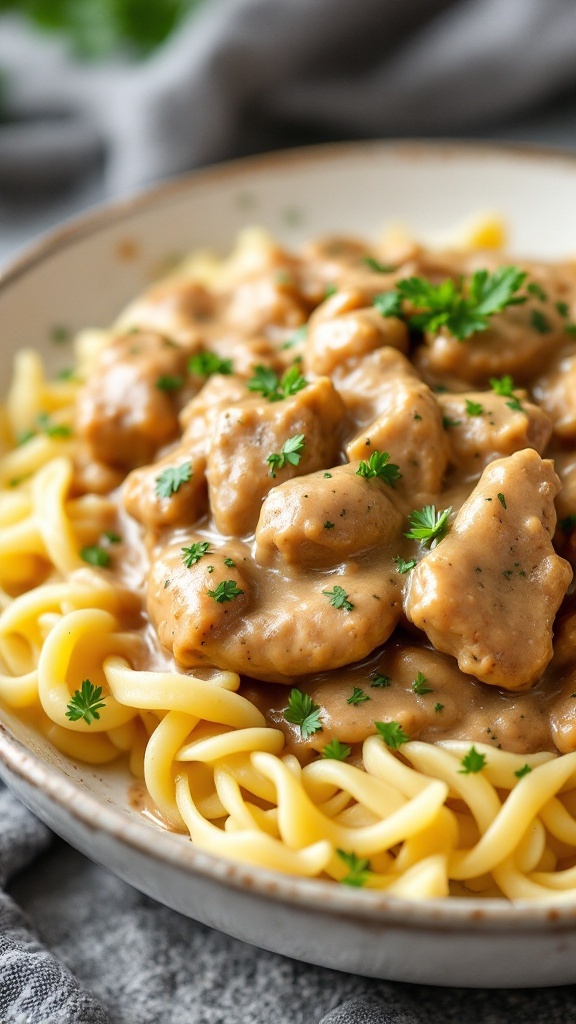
[2,139,576,988]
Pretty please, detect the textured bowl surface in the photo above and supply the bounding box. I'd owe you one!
[2,140,576,988]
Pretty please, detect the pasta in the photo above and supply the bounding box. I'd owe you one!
[3,224,576,901]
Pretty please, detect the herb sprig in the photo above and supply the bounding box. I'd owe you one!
[267,434,305,477]
[65,680,106,725]
[356,450,402,488]
[246,364,307,402]
[405,506,451,548]
[284,689,323,739]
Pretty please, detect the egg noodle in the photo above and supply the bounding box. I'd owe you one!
[2,228,576,902]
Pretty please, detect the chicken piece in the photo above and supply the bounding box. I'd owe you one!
[255,463,403,568]
[116,279,217,346]
[179,375,248,444]
[332,348,418,428]
[207,377,346,536]
[532,346,576,440]
[224,274,309,336]
[346,379,448,495]
[304,289,409,376]
[438,391,552,474]
[414,293,566,386]
[405,449,572,690]
[123,449,207,530]
[76,332,195,469]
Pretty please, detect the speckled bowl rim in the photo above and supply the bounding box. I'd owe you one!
[2,138,576,930]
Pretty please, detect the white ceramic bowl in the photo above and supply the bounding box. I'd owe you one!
[2,140,576,989]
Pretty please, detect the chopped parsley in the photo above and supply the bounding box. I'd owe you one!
[188,352,233,377]
[155,462,192,498]
[442,416,462,429]
[80,545,110,568]
[336,849,372,887]
[322,585,354,611]
[322,738,351,760]
[224,557,236,568]
[370,673,391,688]
[433,702,445,713]
[206,580,244,603]
[530,310,552,334]
[465,399,484,417]
[458,746,487,774]
[394,557,417,574]
[527,281,548,302]
[324,521,335,530]
[497,492,507,509]
[323,472,333,479]
[284,688,322,738]
[489,375,524,412]
[514,763,532,779]
[375,720,409,749]
[405,505,451,548]
[374,291,403,318]
[347,687,370,706]
[325,284,338,299]
[266,433,305,478]
[556,301,570,318]
[246,364,307,402]
[281,325,308,350]
[363,256,395,273]
[356,450,402,487]
[65,680,106,725]
[412,672,433,696]
[155,374,183,391]
[181,541,211,567]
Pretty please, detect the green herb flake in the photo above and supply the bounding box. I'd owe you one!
[323,472,333,479]
[530,310,552,335]
[363,256,396,273]
[325,284,338,299]
[284,688,322,739]
[394,556,417,574]
[497,492,507,509]
[458,745,487,774]
[442,416,462,429]
[370,673,391,688]
[322,738,351,760]
[489,375,524,412]
[527,282,548,302]
[188,352,233,377]
[155,462,192,499]
[556,301,570,318]
[65,679,106,725]
[405,505,451,548]
[80,545,110,568]
[375,720,409,750]
[322,585,354,611]
[336,849,372,887]
[104,530,122,544]
[356,450,402,488]
[373,290,403,318]
[206,580,244,603]
[246,363,307,402]
[347,687,370,706]
[155,374,183,391]
[281,325,308,350]
[412,672,433,696]
[465,399,484,417]
[223,557,236,568]
[433,702,445,713]
[514,763,532,779]
[266,433,305,478]
[181,542,211,568]
[324,521,335,530]
[51,325,71,344]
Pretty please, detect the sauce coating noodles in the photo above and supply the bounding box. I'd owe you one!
[3,226,576,900]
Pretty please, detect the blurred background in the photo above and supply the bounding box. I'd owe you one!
[1,0,576,265]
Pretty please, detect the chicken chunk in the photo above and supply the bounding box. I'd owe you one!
[117,279,217,346]
[304,289,409,376]
[255,463,403,568]
[533,346,576,440]
[76,332,195,469]
[438,391,552,474]
[207,377,346,536]
[332,348,417,428]
[405,449,572,690]
[123,449,207,530]
[346,379,448,495]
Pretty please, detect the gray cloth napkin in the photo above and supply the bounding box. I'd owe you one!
[3,778,576,1023]
[1,0,576,198]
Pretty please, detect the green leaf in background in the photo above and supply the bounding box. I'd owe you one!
[0,0,205,59]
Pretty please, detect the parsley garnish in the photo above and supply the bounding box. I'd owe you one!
[103,530,122,544]
[65,680,106,725]
[489,375,524,412]
[497,492,507,509]
[434,702,444,713]
[412,672,433,695]
[374,291,403,318]
[394,557,417,574]
[325,284,337,299]
[284,689,322,739]
[336,849,372,887]
[155,374,183,391]
[356,450,402,487]
[383,267,526,340]
[224,557,236,568]
[266,434,305,477]
[181,541,211,567]
[370,673,391,688]
[442,416,462,429]
[323,472,333,479]
[322,586,354,611]
[155,462,192,498]
[405,505,451,548]
[527,282,548,302]
[347,687,370,706]
[80,545,110,568]
[206,580,244,603]
[246,364,307,402]
[514,763,532,779]
[458,746,487,774]
[281,325,308,350]
[324,521,335,530]
[375,720,409,750]
[363,256,395,273]
[556,301,570,318]
[530,310,551,334]
[188,352,233,377]
[465,399,484,417]
[322,739,351,760]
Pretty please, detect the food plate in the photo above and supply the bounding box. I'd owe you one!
[2,140,576,988]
